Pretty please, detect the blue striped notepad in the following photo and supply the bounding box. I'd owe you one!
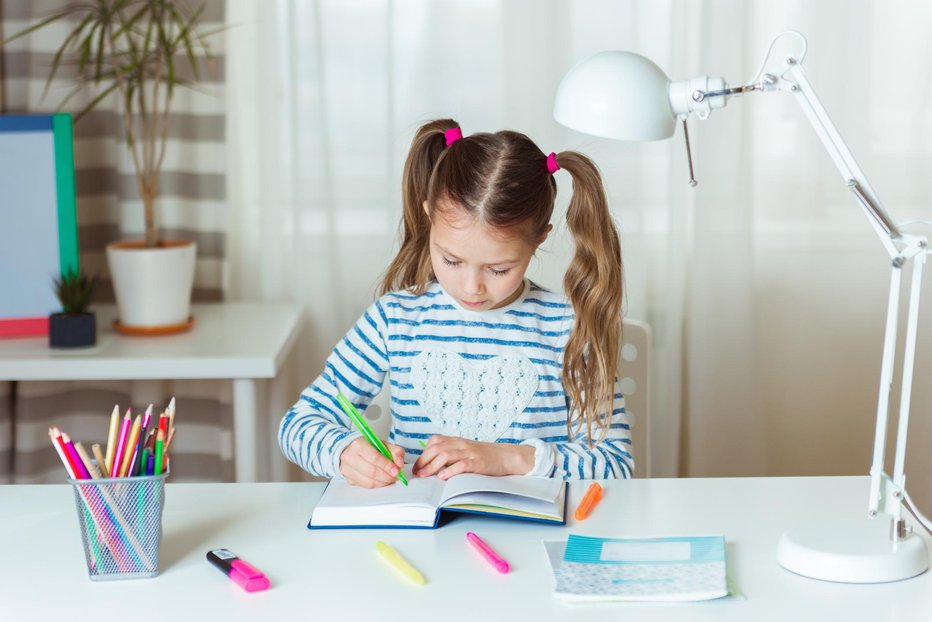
[553,535,728,602]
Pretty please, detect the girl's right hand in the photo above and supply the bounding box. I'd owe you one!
[339,437,406,488]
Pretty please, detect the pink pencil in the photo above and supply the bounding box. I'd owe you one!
[110,409,132,477]
[61,433,92,480]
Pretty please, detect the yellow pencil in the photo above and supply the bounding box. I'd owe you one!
[75,442,101,479]
[104,405,120,474]
[375,541,426,586]
[118,415,141,477]
[91,443,108,479]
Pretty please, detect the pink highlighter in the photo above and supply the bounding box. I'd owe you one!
[207,549,270,592]
[466,532,510,574]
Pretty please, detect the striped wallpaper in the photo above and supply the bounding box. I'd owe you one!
[2,0,227,302]
[1,0,233,483]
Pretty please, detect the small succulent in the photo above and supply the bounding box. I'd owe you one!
[53,270,99,314]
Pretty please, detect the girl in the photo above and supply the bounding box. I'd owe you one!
[279,119,632,487]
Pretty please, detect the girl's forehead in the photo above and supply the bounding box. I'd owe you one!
[432,210,534,260]
[434,200,531,239]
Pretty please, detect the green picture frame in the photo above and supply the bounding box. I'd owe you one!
[0,113,79,337]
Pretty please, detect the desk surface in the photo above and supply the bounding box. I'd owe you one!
[2,476,930,621]
[0,303,303,380]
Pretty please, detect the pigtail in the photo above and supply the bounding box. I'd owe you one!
[380,119,460,295]
[558,151,624,444]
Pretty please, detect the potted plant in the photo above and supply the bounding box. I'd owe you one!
[50,270,99,348]
[5,1,220,331]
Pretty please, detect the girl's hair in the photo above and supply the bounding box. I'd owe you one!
[381,119,623,443]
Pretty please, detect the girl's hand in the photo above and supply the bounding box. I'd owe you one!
[339,437,406,488]
[413,435,535,480]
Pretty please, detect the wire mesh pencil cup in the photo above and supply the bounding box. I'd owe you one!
[68,469,169,580]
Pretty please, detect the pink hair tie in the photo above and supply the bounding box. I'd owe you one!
[444,127,463,147]
[546,152,560,174]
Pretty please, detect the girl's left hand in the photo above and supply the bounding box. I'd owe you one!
[413,435,535,480]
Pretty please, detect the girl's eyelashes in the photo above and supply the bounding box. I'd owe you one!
[441,255,510,276]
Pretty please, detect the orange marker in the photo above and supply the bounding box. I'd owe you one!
[574,482,603,520]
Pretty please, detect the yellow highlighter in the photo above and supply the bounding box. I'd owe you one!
[376,541,426,586]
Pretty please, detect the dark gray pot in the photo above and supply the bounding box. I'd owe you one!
[49,312,96,348]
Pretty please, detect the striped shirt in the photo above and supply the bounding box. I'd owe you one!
[278,280,633,480]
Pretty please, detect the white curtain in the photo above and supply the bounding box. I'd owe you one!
[226,0,932,506]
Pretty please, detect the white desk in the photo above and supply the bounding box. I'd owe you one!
[0,303,303,482]
[2,476,929,621]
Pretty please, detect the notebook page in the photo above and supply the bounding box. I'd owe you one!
[438,474,564,505]
[310,466,446,526]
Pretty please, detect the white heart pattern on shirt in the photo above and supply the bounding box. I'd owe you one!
[411,350,539,442]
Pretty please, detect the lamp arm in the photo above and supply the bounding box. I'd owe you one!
[690,51,930,527]
[782,61,902,256]
[670,39,930,535]
[773,60,929,527]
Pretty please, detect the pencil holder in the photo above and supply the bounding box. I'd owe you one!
[68,469,169,580]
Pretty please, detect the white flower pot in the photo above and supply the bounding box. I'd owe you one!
[106,240,196,328]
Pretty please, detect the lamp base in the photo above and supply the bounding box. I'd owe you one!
[777,517,928,583]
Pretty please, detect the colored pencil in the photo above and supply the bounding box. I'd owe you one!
[49,427,74,477]
[133,405,154,475]
[145,426,158,453]
[110,410,132,478]
[161,427,174,472]
[75,442,102,479]
[119,415,141,477]
[91,444,108,478]
[104,405,120,474]
[154,430,165,476]
[48,428,77,479]
[61,433,92,480]
[158,412,169,447]
[49,429,100,568]
[167,397,176,433]
[53,429,127,568]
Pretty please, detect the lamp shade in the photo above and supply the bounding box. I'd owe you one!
[553,51,676,141]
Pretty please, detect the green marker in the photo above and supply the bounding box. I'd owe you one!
[336,393,408,486]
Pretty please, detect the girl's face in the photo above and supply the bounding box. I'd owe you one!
[425,201,550,311]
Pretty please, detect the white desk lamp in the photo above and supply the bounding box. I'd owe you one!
[554,31,931,583]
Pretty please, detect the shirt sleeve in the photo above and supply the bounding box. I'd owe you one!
[522,382,634,479]
[278,299,391,478]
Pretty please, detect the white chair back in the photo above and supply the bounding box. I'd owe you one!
[619,319,651,478]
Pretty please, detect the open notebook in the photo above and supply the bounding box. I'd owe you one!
[308,469,568,529]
